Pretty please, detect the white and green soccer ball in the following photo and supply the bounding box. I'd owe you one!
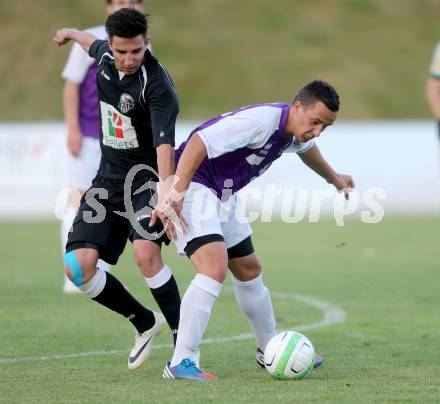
[264,331,315,380]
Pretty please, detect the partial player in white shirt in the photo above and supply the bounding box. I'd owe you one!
[60,0,145,293]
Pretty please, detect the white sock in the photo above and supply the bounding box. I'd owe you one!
[232,274,276,350]
[144,265,172,289]
[97,259,111,273]
[78,268,107,298]
[170,273,222,367]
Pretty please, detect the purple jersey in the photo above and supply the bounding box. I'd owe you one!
[78,63,100,139]
[62,26,107,140]
[176,103,314,198]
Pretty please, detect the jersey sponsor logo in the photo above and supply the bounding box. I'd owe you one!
[100,101,139,150]
[118,93,135,114]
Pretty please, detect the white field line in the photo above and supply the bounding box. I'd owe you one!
[0,290,346,365]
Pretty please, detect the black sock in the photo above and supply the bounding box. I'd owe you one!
[92,272,155,333]
[150,275,181,345]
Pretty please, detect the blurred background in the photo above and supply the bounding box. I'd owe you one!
[1,2,439,401]
[1,0,440,218]
[1,0,440,120]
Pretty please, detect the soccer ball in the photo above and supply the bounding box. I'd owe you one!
[264,331,315,380]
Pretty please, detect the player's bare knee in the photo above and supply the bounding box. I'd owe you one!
[235,265,261,282]
[246,259,262,280]
[206,265,228,283]
[230,255,262,282]
[133,243,163,277]
[191,250,228,283]
[64,250,97,286]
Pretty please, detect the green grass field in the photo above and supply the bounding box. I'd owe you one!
[1,218,439,403]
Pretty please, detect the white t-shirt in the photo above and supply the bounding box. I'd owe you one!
[62,26,107,84]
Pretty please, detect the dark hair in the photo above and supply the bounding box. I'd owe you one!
[105,8,148,39]
[106,0,143,4]
[293,80,340,112]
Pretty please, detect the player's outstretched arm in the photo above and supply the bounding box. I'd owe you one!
[298,143,355,200]
[53,28,97,53]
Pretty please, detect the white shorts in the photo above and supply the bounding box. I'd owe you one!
[66,137,101,190]
[175,182,252,256]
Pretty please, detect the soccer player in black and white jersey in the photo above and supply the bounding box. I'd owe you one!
[53,8,181,370]
[61,0,146,294]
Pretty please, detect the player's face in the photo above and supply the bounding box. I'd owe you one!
[290,101,337,143]
[109,35,148,74]
[107,0,144,14]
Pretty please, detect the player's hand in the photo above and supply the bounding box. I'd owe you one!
[150,193,187,241]
[330,173,355,200]
[67,130,83,157]
[53,29,75,46]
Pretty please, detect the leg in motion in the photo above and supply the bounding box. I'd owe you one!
[133,239,181,345]
[64,247,162,369]
[164,240,227,382]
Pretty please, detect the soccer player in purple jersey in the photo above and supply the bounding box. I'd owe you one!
[154,81,355,381]
[61,0,145,294]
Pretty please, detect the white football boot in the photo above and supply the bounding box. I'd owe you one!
[128,311,166,370]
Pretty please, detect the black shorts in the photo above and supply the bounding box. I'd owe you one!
[66,175,170,265]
